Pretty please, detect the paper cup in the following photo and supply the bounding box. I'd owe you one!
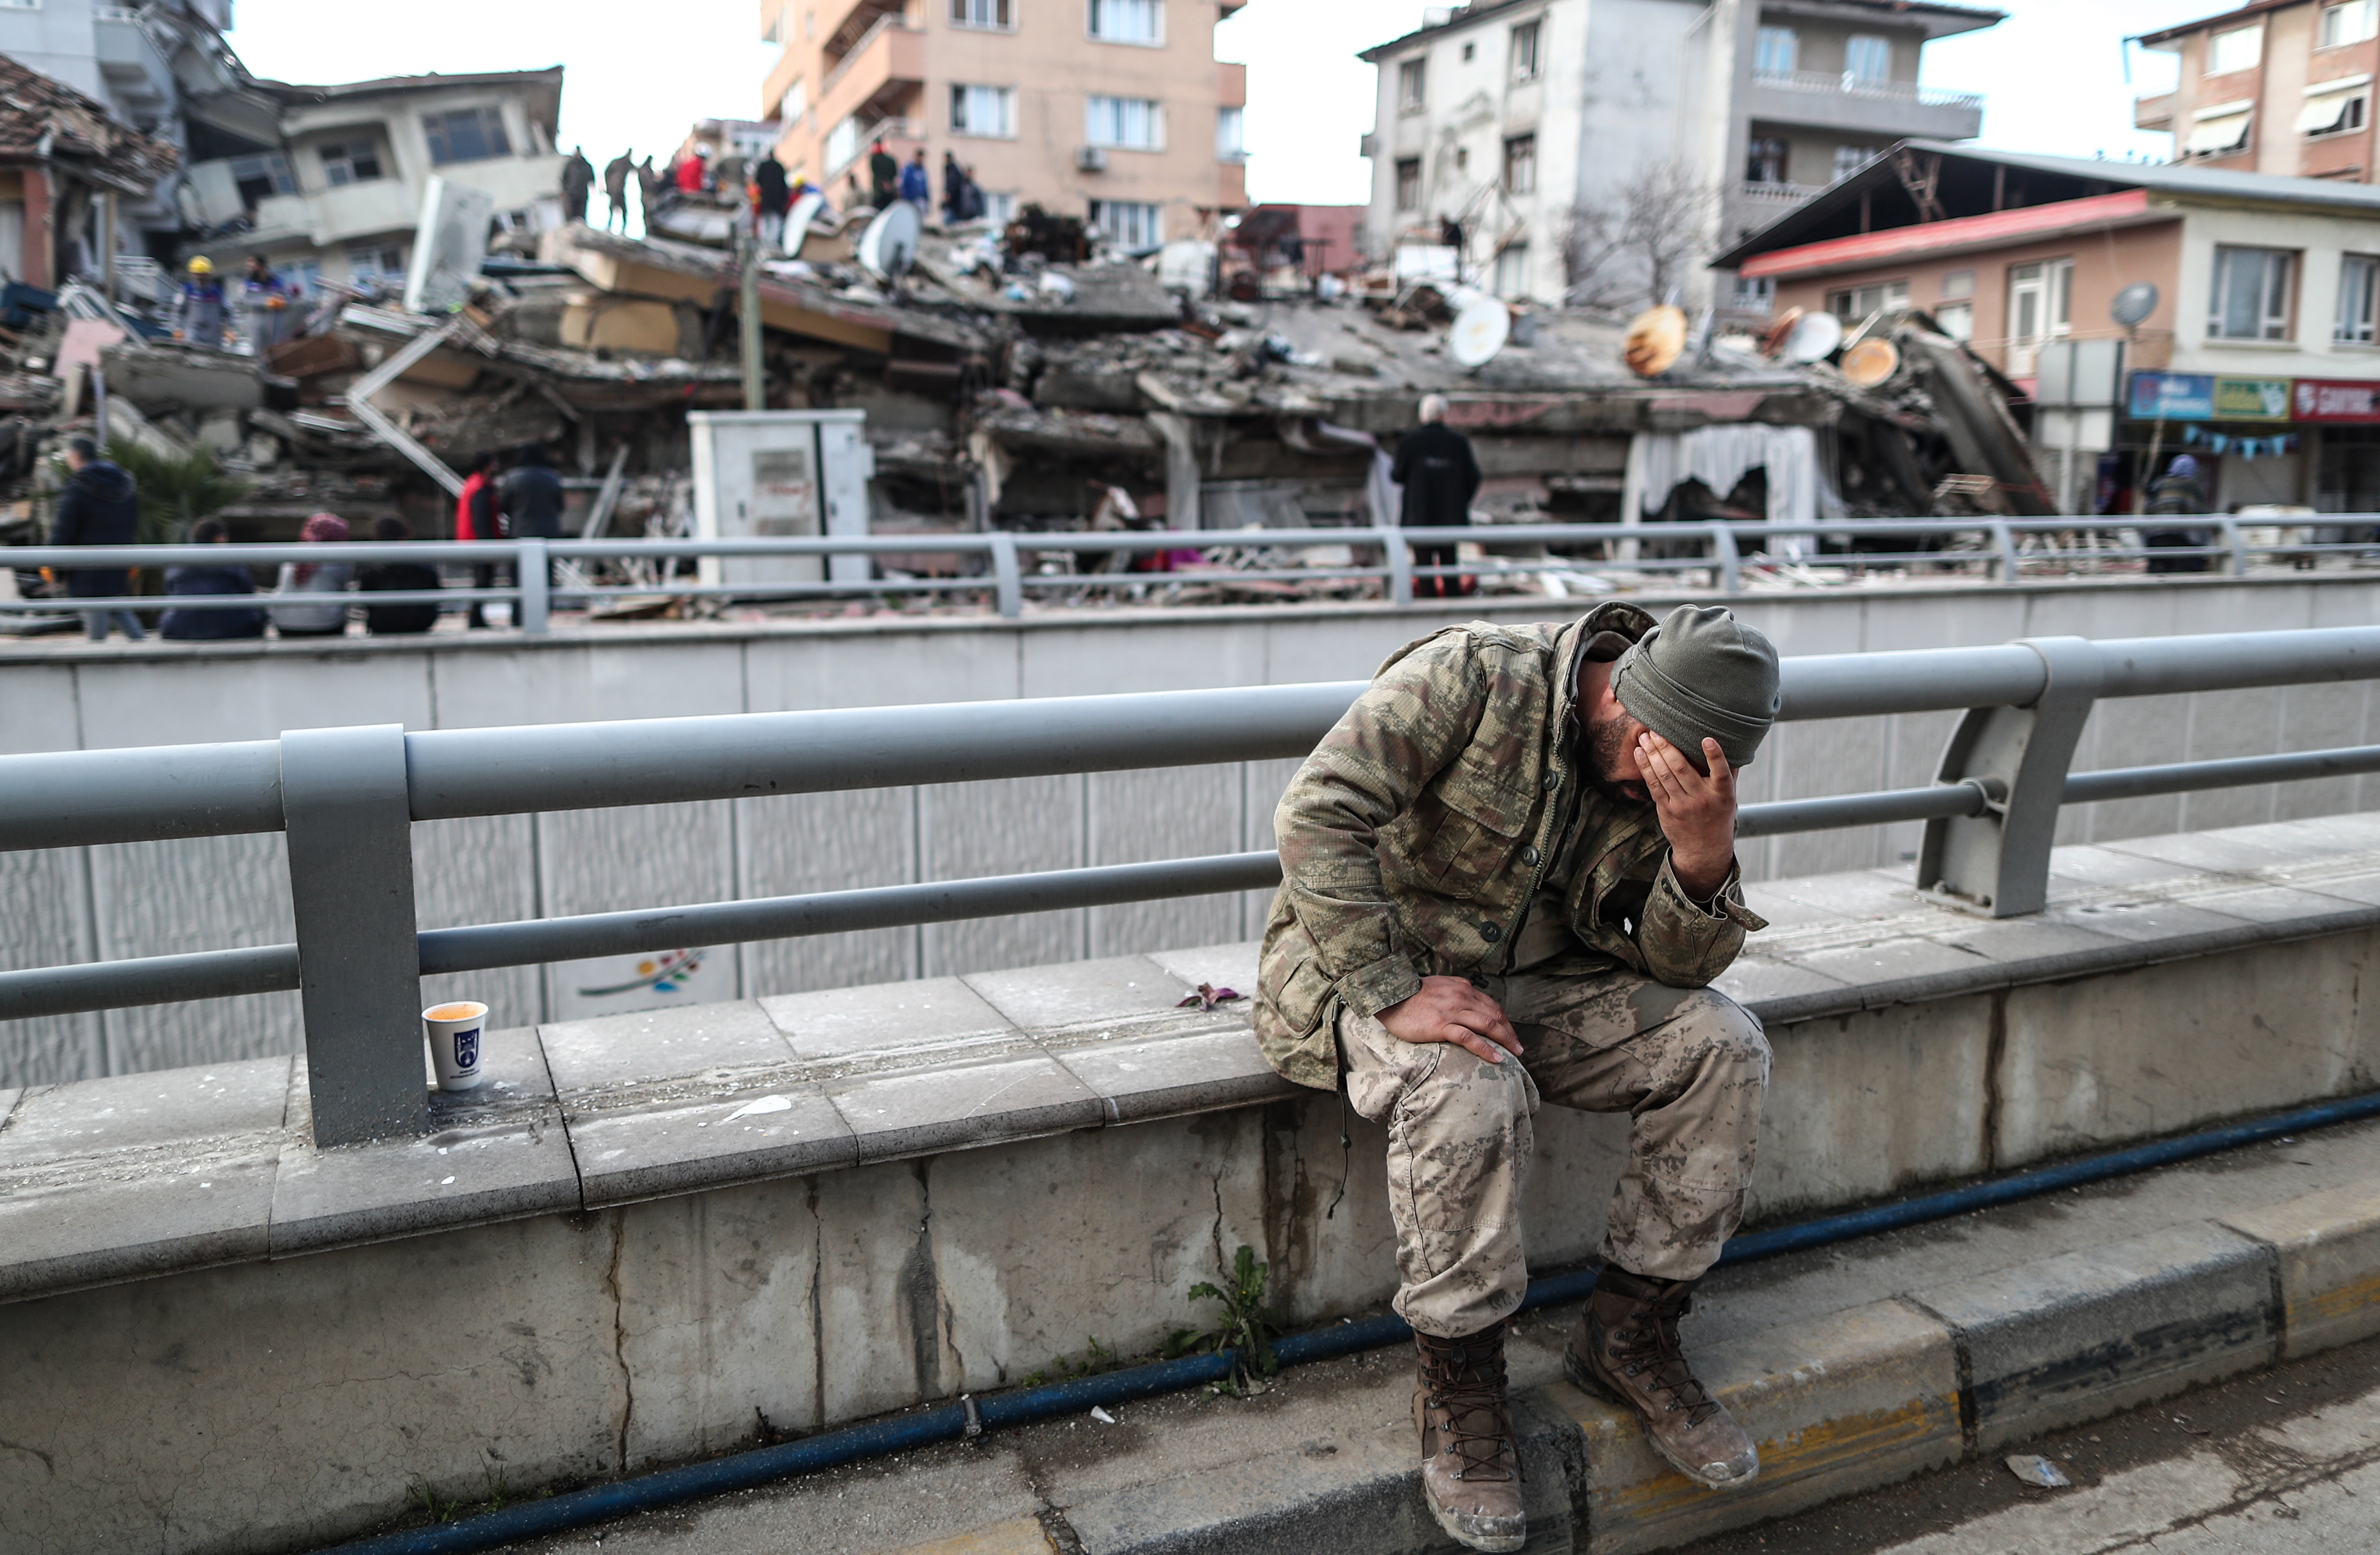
[422,1000,489,1092]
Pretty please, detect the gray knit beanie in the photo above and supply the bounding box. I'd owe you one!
[1610,604,1781,768]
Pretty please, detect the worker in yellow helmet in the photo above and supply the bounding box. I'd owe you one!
[175,256,225,348]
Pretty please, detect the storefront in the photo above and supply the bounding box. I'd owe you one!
[2117,371,2310,514]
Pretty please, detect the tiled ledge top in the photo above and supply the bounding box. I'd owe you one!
[7,813,2380,1308]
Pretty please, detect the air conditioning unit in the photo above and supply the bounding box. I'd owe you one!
[1076,145,1109,173]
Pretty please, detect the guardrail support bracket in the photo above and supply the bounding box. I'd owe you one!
[282,724,426,1145]
[1918,636,2102,918]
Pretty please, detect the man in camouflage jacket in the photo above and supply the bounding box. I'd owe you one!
[1257,601,1782,1553]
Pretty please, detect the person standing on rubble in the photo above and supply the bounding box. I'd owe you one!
[940,152,970,224]
[500,445,566,593]
[636,156,663,227]
[562,146,596,226]
[676,149,708,196]
[868,140,899,210]
[175,257,225,349]
[604,151,636,233]
[900,149,930,211]
[455,453,504,629]
[240,255,291,355]
[755,155,791,250]
[50,435,145,642]
[1392,394,1482,599]
[1258,601,1782,1553]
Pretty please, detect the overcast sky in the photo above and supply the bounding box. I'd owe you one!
[226,0,2222,207]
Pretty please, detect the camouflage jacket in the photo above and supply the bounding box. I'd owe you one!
[1254,603,1768,1091]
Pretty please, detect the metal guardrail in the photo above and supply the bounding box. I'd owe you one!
[8,627,2380,1144]
[7,514,2373,634]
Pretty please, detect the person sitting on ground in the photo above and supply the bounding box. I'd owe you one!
[357,515,443,635]
[269,512,355,638]
[159,517,265,640]
[48,435,145,642]
[1259,602,1782,1553]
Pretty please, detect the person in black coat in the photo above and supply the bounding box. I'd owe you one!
[357,515,443,634]
[50,435,146,640]
[159,517,266,639]
[1391,395,1483,599]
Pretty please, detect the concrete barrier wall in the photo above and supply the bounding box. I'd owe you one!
[9,574,2380,1086]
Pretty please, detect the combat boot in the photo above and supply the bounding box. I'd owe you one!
[1412,1321,1527,1553]
[1563,1265,1758,1491]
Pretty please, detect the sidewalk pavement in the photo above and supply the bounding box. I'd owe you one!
[467,1109,2380,1555]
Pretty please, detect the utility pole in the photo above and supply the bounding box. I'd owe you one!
[738,232,764,411]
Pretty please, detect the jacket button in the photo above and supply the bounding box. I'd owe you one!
[1543,773,1561,791]
[1481,923,1502,941]
[1522,846,1540,865]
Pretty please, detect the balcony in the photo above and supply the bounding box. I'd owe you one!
[819,14,926,124]
[94,6,172,110]
[2135,90,2176,133]
[1738,179,1826,209]
[309,177,421,245]
[1746,69,1985,141]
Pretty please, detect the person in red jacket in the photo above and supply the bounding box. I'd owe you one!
[454,455,504,629]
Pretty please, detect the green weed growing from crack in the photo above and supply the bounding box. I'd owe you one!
[1166,1245,1282,1397]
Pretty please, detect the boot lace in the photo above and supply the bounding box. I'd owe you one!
[1422,1336,1519,1483]
[1610,1291,1722,1428]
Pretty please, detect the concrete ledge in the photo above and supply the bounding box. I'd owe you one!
[2223,1183,2380,1360]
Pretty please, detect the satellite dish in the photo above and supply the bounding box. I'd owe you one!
[1779,309,1844,363]
[1447,288,1512,368]
[2111,281,2160,329]
[1841,336,1902,388]
[782,190,825,259]
[1761,306,1806,359]
[1624,304,1688,377]
[857,200,922,282]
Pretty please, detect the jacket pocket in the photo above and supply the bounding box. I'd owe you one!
[1270,954,1340,1041]
[1382,763,1534,900]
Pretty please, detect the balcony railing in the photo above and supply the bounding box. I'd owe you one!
[1753,70,1984,112]
[1740,179,1826,204]
[822,13,922,97]
[9,622,2380,1145]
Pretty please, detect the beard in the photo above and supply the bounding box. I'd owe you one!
[1582,708,1650,805]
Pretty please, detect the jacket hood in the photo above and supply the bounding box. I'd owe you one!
[72,462,135,502]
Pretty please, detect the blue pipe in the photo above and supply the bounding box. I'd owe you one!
[320,1086,2380,1555]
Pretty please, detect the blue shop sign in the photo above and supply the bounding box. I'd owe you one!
[2128,371,2217,421]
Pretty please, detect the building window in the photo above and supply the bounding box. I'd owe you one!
[1493,243,1529,298]
[2186,106,2253,157]
[982,190,1018,225]
[1511,20,1540,81]
[952,0,1012,27]
[2208,23,2263,76]
[318,139,383,187]
[1745,136,1788,185]
[1844,35,1891,85]
[230,152,296,206]
[346,243,407,284]
[1503,134,1536,194]
[1087,0,1161,44]
[1086,95,1163,149]
[1398,57,1427,112]
[2322,0,2376,47]
[1462,41,1476,61]
[423,106,511,166]
[1827,279,1910,321]
[1217,105,1245,161]
[780,78,808,125]
[952,84,1017,137]
[2209,245,2294,339]
[2338,254,2380,344]
[1935,301,1975,341]
[1089,199,1163,249]
[1395,157,1422,210]
[826,114,860,170]
[1942,268,1976,300]
[2008,258,2074,362]
[1832,144,1880,181]
[1733,274,1775,314]
[2301,86,2369,136]
[1755,26,1797,77]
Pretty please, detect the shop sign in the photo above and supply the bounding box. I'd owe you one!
[2292,378,2380,423]
[2128,371,2216,421]
[2212,376,2292,421]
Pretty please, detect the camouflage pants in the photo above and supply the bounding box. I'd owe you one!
[1337,972,1769,1339]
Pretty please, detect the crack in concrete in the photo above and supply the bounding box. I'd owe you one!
[2072,1430,2380,1552]
[602,1207,632,1473]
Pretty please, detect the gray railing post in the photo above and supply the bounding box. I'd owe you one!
[1989,520,2020,583]
[987,532,1022,618]
[516,539,550,635]
[1384,526,1414,605]
[1711,525,1742,594]
[1917,636,2102,918]
[280,725,426,1145]
[2217,516,2249,577]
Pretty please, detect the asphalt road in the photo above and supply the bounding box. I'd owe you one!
[1702,1329,2380,1555]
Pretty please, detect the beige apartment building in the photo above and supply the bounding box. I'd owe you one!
[2134,0,2380,181]
[758,0,1248,248]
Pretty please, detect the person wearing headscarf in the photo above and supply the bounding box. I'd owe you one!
[2144,453,2211,574]
[270,512,355,637]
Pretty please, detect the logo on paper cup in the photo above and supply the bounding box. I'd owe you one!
[454,1027,481,1070]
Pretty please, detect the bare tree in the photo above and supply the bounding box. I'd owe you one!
[1560,159,1713,312]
